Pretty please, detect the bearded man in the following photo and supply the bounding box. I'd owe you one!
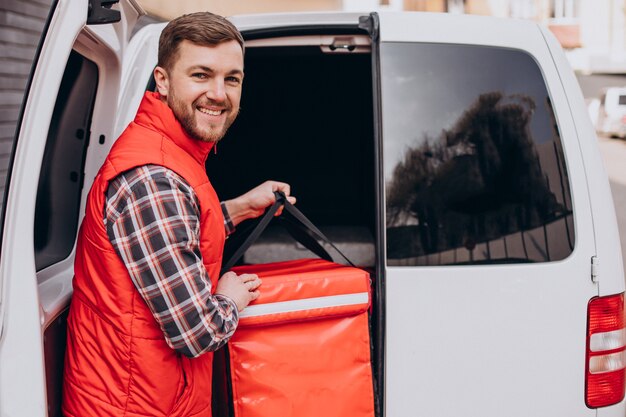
[62,12,294,417]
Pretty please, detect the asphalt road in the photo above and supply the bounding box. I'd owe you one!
[597,135,626,274]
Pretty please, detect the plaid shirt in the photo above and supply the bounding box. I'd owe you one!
[105,164,237,358]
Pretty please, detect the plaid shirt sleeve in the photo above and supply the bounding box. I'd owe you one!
[105,164,238,358]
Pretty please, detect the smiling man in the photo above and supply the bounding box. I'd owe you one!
[62,12,294,417]
[155,39,243,143]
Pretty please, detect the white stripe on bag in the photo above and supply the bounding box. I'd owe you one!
[239,292,369,318]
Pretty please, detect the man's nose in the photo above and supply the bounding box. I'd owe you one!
[204,79,227,102]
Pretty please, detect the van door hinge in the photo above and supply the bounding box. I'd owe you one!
[358,13,379,40]
[591,256,599,283]
[87,0,121,25]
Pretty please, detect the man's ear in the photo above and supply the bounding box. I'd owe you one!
[154,66,169,97]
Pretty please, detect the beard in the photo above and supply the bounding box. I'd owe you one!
[167,91,237,143]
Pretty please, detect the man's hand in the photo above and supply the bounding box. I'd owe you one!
[216,272,262,312]
[223,180,296,226]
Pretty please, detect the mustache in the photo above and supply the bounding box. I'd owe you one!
[194,98,231,111]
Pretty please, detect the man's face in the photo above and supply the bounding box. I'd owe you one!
[154,40,244,142]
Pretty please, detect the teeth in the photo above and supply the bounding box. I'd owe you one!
[198,107,222,116]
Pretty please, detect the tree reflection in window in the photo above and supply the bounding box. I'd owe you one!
[386,91,574,265]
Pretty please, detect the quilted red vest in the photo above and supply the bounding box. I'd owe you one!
[63,92,225,417]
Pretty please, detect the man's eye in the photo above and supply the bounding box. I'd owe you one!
[226,76,241,84]
[192,73,207,79]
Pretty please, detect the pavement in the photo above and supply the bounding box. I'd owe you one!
[597,135,626,274]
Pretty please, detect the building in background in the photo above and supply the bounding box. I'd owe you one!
[1,0,625,211]
[136,0,626,76]
[0,0,53,210]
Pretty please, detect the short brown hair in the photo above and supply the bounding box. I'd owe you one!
[158,12,244,71]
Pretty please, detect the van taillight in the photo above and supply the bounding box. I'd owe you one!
[586,293,626,408]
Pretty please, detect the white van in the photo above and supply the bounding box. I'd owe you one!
[596,86,626,138]
[1,0,624,416]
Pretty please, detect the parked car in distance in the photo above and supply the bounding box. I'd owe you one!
[596,86,626,138]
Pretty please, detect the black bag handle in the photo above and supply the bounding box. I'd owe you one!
[278,215,335,262]
[277,193,356,267]
[220,192,355,275]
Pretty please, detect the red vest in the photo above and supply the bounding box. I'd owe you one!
[63,92,225,417]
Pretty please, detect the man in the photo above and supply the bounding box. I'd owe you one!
[62,12,294,417]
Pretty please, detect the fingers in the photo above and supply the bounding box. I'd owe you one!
[243,278,261,290]
[220,271,237,280]
[264,181,294,215]
[216,272,262,311]
[239,273,259,283]
[243,276,261,307]
[239,273,262,292]
[275,195,296,215]
[271,181,291,197]
[239,180,296,221]
[249,290,260,301]
[269,182,296,202]
[248,279,262,290]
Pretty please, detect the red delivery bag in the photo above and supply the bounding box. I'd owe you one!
[220,193,375,417]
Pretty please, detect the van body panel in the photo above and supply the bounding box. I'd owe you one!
[540,26,625,298]
[601,401,626,416]
[377,12,601,417]
[0,0,135,415]
[115,22,162,137]
[229,12,364,32]
[385,267,595,416]
[0,1,89,415]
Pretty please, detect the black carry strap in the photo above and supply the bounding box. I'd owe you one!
[279,215,335,262]
[278,194,355,266]
[220,192,355,275]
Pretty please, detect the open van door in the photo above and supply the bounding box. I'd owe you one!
[0,1,143,415]
[373,12,600,417]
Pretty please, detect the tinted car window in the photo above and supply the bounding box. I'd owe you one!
[382,43,574,266]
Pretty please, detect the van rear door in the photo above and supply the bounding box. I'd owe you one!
[375,12,600,417]
[0,1,141,416]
